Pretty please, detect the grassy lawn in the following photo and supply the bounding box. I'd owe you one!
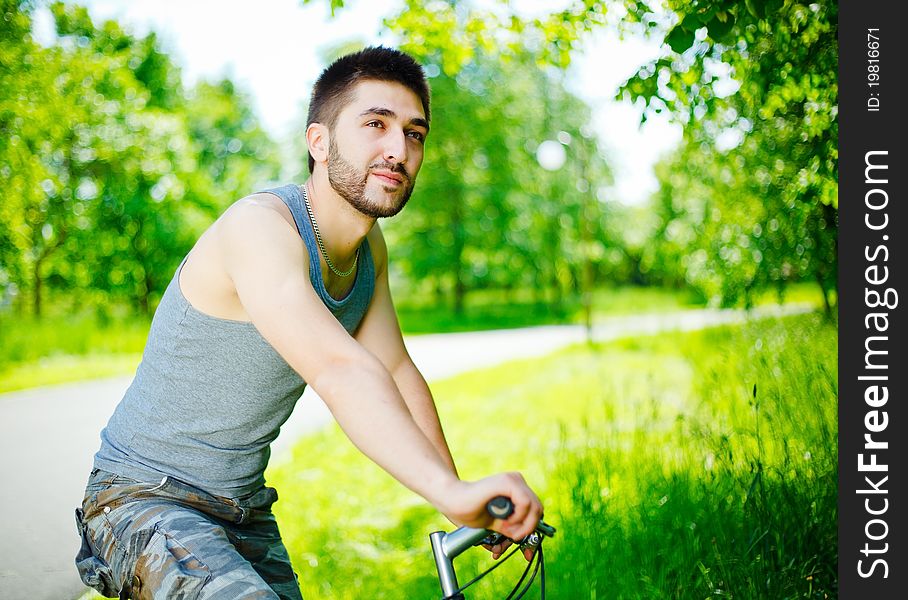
[262,311,836,598]
[0,353,141,394]
[0,314,147,394]
[0,282,825,394]
[0,285,697,393]
[390,282,825,335]
[72,311,835,599]
[395,284,707,334]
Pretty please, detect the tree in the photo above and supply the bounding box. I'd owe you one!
[620,0,837,310]
[381,49,613,313]
[313,0,609,73]
[275,2,618,313]
[0,2,281,316]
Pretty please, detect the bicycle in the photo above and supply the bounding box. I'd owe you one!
[429,497,557,599]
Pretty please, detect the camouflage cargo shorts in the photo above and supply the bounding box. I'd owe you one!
[74,468,303,599]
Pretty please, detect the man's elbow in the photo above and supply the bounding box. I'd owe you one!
[309,351,392,405]
[389,353,424,386]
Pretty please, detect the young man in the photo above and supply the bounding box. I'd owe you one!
[75,47,543,599]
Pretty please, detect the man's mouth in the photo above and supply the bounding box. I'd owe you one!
[371,171,404,186]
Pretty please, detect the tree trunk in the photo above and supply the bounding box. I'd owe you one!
[548,223,562,311]
[139,272,153,317]
[29,225,66,318]
[434,279,445,306]
[451,193,466,315]
[816,273,832,319]
[32,258,42,318]
[454,277,466,315]
[549,261,563,311]
[816,201,838,319]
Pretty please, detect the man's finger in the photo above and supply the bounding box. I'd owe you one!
[517,495,543,539]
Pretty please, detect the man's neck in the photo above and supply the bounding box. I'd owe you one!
[304,171,375,267]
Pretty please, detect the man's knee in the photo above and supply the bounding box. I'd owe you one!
[78,479,294,599]
[124,523,209,597]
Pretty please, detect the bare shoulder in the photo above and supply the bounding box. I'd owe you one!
[216,193,307,261]
[218,192,298,238]
[179,192,306,321]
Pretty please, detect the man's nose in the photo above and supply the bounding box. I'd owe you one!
[382,128,408,164]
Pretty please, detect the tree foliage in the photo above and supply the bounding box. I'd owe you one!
[1,0,838,324]
[619,0,838,310]
[335,0,609,73]
[378,48,613,313]
[0,2,280,316]
[367,2,618,313]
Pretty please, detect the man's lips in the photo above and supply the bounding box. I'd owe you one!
[371,171,404,185]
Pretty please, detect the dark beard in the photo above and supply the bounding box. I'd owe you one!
[327,139,414,219]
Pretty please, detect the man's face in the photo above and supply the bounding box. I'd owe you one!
[325,80,428,218]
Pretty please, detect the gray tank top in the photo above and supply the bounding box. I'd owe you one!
[93,183,375,498]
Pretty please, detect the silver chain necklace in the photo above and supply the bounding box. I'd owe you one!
[301,183,359,278]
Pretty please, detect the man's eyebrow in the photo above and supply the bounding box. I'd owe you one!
[409,117,429,131]
[359,107,429,131]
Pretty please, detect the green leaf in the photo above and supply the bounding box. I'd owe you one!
[745,0,766,20]
[666,25,696,54]
[680,12,703,32]
[694,5,719,25]
[707,13,735,42]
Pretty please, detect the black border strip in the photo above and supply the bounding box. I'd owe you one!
[838,1,905,596]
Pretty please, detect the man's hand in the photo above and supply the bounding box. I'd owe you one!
[435,472,543,562]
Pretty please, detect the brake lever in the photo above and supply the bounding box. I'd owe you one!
[474,532,508,547]
[473,520,557,549]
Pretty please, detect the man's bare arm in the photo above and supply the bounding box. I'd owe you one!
[354,225,458,477]
[217,202,540,538]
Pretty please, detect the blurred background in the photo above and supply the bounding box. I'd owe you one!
[1,0,837,598]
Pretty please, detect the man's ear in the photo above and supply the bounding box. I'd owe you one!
[306,123,330,165]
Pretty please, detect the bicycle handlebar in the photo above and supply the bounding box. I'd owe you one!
[486,496,515,520]
[430,496,556,599]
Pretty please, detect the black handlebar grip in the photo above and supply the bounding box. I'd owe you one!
[486,496,514,520]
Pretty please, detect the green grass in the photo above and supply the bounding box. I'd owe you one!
[0,313,149,363]
[0,282,825,394]
[0,313,148,394]
[396,284,705,334]
[71,312,835,599]
[396,298,571,334]
[750,281,833,309]
[588,285,705,316]
[264,311,836,598]
[0,286,703,392]
[0,353,141,395]
[395,282,826,335]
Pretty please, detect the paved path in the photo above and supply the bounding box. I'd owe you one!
[0,304,811,599]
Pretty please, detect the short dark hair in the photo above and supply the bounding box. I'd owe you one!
[306,46,430,173]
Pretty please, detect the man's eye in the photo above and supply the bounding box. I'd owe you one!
[407,131,425,142]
